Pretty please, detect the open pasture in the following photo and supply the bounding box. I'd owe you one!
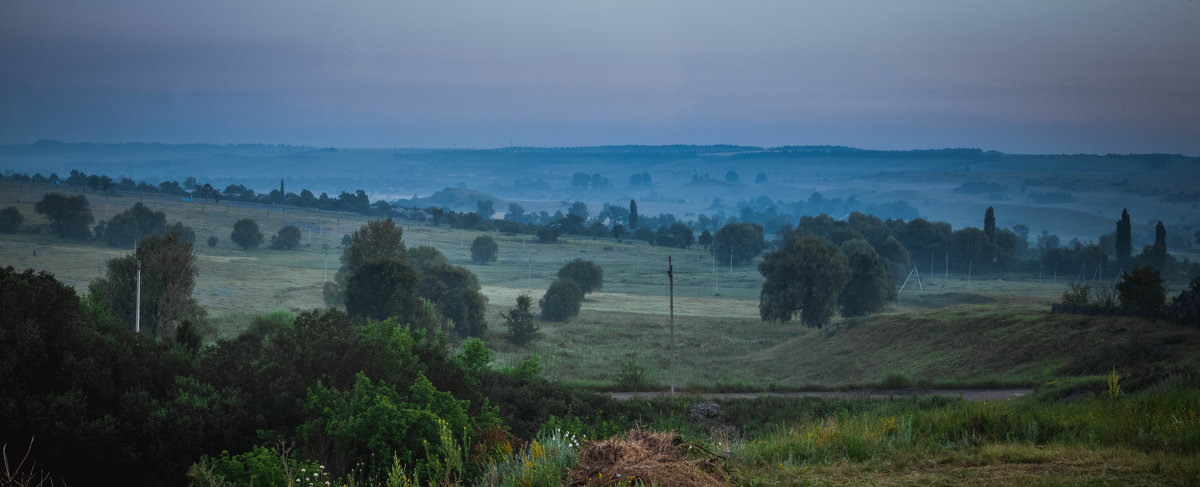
[3,181,1196,389]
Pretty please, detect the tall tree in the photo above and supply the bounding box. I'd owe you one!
[345,257,425,324]
[102,202,167,248]
[325,218,407,306]
[89,230,204,336]
[35,192,94,239]
[758,235,850,327]
[1116,208,1132,264]
[838,239,896,317]
[983,206,996,243]
[503,294,538,346]
[629,199,638,229]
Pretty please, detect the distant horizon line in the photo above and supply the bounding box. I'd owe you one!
[7,139,1198,158]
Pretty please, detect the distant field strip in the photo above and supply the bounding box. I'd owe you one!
[481,285,758,319]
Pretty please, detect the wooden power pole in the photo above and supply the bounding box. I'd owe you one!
[668,256,675,396]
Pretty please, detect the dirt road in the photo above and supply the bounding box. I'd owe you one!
[610,388,1032,402]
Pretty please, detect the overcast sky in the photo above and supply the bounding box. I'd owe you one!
[1,1,1197,154]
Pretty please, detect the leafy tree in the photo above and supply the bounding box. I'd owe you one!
[476,199,495,219]
[698,230,713,249]
[417,263,488,337]
[503,294,538,346]
[629,199,638,229]
[568,201,589,220]
[994,228,1020,275]
[35,192,94,239]
[89,230,205,336]
[345,257,425,323]
[1116,208,1132,264]
[758,235,850,327]
[270,225,302,250]
[1116,266,1165,312]
[409,245,452,271]
[875,235,912,281]
[536,225,561,242]
[755,172,768,184]
[103,202,167,248]
[611,224,626,241]
[713,222,767,266]
[725,170,739,183]
[655,222,694,248]
[0,206,23,232]
[231,218,264,250]
[540,279,582,322]
[206,235,218,247]
[557,258,604,295]
[326,218,407,306]
[950,227,992,272]
[471,235,498,264]
[838,239,896,317]
[506,202,525,222]
[983,206,996,243]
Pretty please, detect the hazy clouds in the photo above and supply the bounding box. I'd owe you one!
[2,0,1197,153]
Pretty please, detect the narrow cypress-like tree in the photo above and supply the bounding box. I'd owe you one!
[983,207,996,244]
[1116,208,1132,264]
[629,199,639,229]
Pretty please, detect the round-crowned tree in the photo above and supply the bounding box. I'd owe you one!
[231,218,264,250]
[557,258,603,295]
[0,206,23,233]
[271,225,302,250]
[540,279,582,322]
[207,235,218,247]
[758,235,850,327]
[838,239,896,317]
[345,257,424,324]
[470,235,498,264]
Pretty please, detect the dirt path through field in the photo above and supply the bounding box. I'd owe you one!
[610,388,1032,402]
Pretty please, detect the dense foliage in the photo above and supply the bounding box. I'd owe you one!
[0,206,23,232]
[503,294,538,346]
[34,192,93,239]
[89,230,205,337]
[230,218,263,250]
[758,235,850,326]
[270,224,302,250]
[556,258,604,296]
[540,279,583,322]
[470,235,498,264]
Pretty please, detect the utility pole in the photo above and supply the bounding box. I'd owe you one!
[135,259,142,334]
[668,256,675,396]
[713,250,718,295]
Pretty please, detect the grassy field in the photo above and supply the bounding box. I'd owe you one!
[3,181,1197,390]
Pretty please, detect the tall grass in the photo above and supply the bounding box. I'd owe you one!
[732,387,1200,468]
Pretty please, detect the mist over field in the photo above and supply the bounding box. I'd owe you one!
[3,1,1200,485]
[4,142,1199,247]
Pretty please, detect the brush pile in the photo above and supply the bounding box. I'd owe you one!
[570,429,728,487]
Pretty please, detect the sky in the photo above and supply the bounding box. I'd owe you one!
[1,0,1198,154]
